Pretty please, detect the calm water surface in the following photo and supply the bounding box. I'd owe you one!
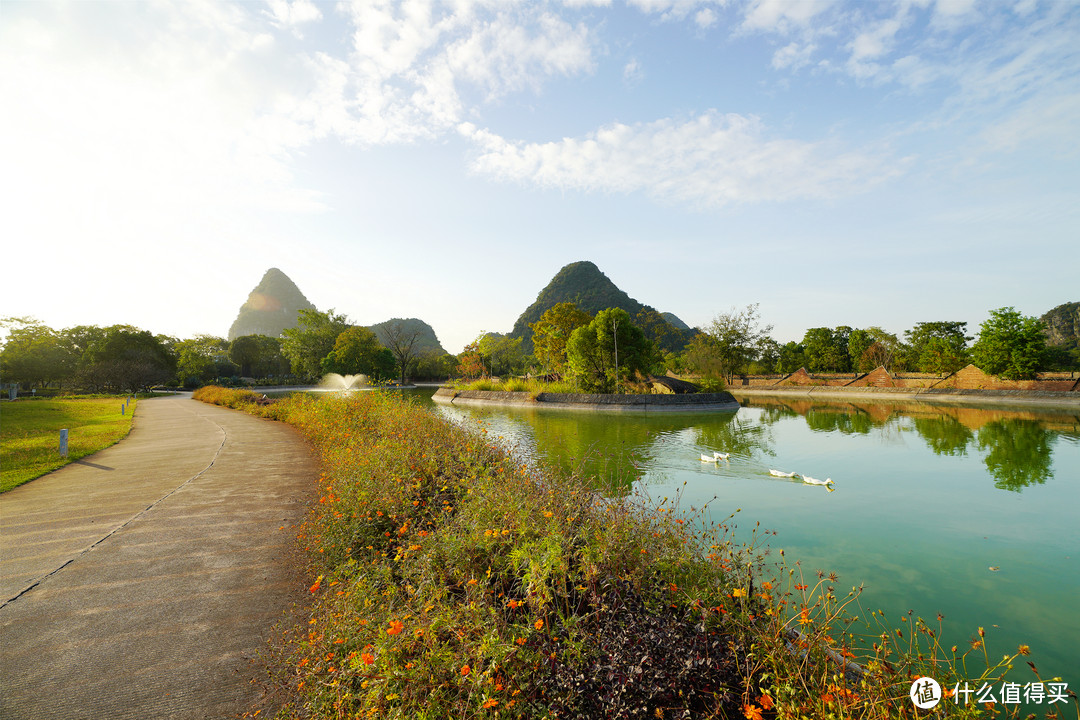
[419,390,1080,682]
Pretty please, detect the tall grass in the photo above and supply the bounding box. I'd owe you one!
[0,396,136,492]
[191,387,1071,720]
[453,378,587,394]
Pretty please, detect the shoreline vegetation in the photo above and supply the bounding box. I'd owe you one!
[433,387,740,413]
[191,385,1068,720]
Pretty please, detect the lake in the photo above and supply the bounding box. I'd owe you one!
[416,388,1080,687]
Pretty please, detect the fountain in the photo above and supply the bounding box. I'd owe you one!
[317,373,370,393]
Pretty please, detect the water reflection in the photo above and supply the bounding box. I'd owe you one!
[977,418,1054,492]
[912,415,973,457]
[432,390,1080,687]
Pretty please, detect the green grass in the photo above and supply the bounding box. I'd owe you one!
[191,387,1065,720]
[0,396,136,493]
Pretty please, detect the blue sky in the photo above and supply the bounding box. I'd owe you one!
[1,0,1077,353]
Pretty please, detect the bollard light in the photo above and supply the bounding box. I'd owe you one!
[59,429,69,457]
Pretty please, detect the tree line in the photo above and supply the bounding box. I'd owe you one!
[0,310,456,393]
[458,303,1073,388]
[2,303,1071,394]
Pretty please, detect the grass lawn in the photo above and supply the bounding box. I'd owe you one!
[0,396,136,493]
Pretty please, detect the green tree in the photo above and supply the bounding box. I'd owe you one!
[321,326,395,381]
[971,307,1047,380]
[229,334,287,378]
[477,333,525,377]
[775,341,806,374]
[174,335,231,387]
[689,304,774,382]
[281,309,351,381]
[634,309,690,355]
[80,326,176,392]
[566,308,657,393]
[903,321,971,373]
[0,318,68,389]
[530,302,592,373]
[802,327,850,372]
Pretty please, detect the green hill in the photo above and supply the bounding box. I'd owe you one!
[510,261,692,352]
[1041,301,1079,348]
[228,268,316,340]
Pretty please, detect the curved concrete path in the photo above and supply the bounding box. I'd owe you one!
[0,394,316,719]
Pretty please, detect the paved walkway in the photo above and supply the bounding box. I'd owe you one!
[0,394,317,719]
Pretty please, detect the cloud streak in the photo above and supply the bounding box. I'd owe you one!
[462,111,901,206]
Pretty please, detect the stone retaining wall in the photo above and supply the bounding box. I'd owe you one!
[432,388,740,413]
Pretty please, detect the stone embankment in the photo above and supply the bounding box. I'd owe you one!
[433,388,740,412]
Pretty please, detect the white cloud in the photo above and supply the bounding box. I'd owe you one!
[623,57,644,84]
[265,0,322,37]
[301,2,596,145]
[695,8,717,28]
[462,111,900,206]
[628,0,726,22]
[772,41,816,70]
[742,0,835,33]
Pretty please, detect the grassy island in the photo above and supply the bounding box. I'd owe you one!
[193,386,1052,720]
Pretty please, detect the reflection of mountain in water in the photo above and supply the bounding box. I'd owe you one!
[977,419,1054,492]
[525,410,749,495]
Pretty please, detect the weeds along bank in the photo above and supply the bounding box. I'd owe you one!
[193,386,1056,720]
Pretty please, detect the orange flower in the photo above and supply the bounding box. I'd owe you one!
[309,575,323,593]
[742,704,764,720]
[534,619,544,631]
[761,581,772,590]
[461,664,471,676]
[759,694,774,710]
[795,583,808,591]
[360,652,375,665]
[482,698,499,709]
[799,608,811,625]
[508,599,521,609]
[386,620,404,635]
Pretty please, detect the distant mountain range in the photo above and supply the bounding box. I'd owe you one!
[228,269,447,354]
[509,260,693,351]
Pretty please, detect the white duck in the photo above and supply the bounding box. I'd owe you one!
[801,475,835,490]
[700,453,718,462]
[713,452,731,460]
[769,469,799,478]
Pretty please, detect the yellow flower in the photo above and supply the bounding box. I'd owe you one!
[1018,644,1030,655]
[732,588,747,598]
[534,619,544,631]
